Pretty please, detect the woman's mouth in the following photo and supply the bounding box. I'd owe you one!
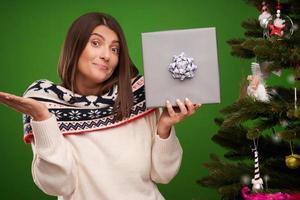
[93,63,108,70]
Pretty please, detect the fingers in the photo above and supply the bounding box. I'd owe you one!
[165,98,201,117]
[0,92,31,114]
[166,100,176,117]
[0,92,23,104]
[162,98,201,127]
[0,92,50,120]
[0,92,16,106]
[7,94,25,104]
[0,92,11,102]
[176,99,188,115]
[0,92,25,106]
[185,98,194,115]
[0,97,28,113]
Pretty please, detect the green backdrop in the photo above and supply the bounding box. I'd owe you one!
[0,0,257,199]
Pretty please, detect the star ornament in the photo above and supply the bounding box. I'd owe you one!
[269,18,286,37]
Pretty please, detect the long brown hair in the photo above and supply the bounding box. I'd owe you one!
[58,12,139,120]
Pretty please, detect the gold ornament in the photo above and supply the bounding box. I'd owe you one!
[285,154,300,169]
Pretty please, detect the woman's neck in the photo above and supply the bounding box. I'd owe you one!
[75,81,102,96]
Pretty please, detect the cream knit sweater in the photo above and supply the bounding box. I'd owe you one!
[30,109,183,200]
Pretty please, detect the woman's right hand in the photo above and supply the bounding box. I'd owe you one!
[0,92,51,121]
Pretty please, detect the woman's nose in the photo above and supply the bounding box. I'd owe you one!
[99,46,110,62]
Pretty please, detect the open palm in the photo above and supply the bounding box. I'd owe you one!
[0,92,50,121]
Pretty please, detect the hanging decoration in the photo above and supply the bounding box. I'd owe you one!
[263,1,294,40]
[251,139,264,192]
[258,1,271,29]
[285,140,300,169]
[247,62,270,102]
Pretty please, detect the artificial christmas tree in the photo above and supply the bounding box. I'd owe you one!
[198,0,300,199]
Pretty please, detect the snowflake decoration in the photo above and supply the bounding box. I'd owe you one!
[51,110,63,120]
[69,110,81,120]
[88,110,101,119]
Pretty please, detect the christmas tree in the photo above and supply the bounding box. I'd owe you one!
[198,0,300,199]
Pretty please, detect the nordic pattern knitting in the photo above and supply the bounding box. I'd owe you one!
[22,75,156,143]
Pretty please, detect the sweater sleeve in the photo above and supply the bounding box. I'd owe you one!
[146,109,183,184]
[30,114,77,196]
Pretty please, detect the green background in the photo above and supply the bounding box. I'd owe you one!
[0,0,257,199]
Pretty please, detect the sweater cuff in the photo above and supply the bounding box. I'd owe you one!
[31,114,63,155]
[154,126,181,153]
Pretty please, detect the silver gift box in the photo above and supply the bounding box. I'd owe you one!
[141,27,221,108]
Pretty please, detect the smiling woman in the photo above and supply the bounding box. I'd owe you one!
[0,12,200,200]
[76,26,120,96]
[57,13,139,120]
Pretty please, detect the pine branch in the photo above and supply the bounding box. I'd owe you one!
[227,38,245,45]
[241,38,269,50]
[198,154,252,199]
[241,19,262,38]
[279,125,300,140]
[227,38,256,58]
[214,117,224,126]
[219,87,300,138]
[230,45,256,58]
[220,98,271,129]
[212,122,252,160]
[201,154,252,185]
[218,183,244,200]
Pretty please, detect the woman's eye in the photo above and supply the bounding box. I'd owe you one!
[91,40,101,47]
[112,47,120,54]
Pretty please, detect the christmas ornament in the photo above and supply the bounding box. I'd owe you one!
[258,1,271,28]
[264,1,294,40]
[168,52,197,81]
[251,139,264,192]
[286,140,300,169]
[247,62,270,102]
[285,154,300,169]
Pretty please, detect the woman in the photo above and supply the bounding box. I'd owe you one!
[0,12,200,200]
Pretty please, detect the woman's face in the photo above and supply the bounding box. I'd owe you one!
[76,25,120,88]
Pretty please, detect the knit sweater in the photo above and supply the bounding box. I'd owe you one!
[30,109,183,200]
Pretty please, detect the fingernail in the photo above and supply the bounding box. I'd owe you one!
[176,99,180,102]
[5,96,10,100]
[185,97,189,102]
[166,100,170,104]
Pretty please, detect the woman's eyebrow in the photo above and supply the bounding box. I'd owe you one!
[90,33,119,44]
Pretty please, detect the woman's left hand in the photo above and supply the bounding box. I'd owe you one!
[157,98,201,139]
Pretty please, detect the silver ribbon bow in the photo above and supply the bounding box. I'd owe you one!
[168,52,197,81]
